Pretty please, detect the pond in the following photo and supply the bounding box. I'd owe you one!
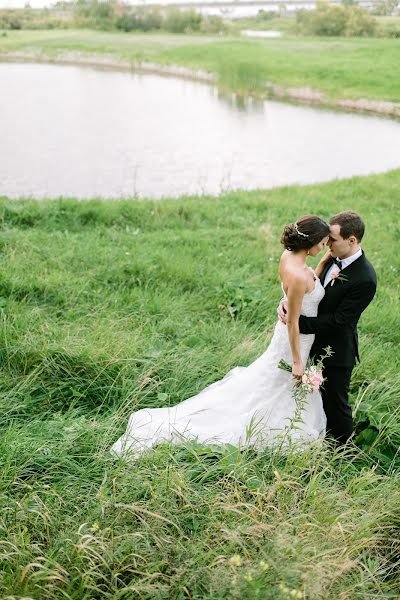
[1,61,400,199]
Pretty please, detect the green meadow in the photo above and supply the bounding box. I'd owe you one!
[1,29,400,102]
[0,170,399,598]
[1,25,400,597]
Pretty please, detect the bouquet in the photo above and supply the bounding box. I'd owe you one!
[277,346,333,432]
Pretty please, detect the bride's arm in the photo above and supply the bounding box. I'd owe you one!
[286,275,307,377]
[314,250,332,278]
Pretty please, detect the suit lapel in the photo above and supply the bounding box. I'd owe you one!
[340,250,366,276]
[319,251,367,299]
[320,259,334,287]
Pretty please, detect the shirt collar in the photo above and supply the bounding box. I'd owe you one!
[339,248,362,269]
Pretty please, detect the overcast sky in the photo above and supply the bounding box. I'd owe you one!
[0,0,204,6]
[0,0,199,6]
[0,0,59,6]
[0,0,194,8]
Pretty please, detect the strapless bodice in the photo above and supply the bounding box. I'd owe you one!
[281,273,325,318]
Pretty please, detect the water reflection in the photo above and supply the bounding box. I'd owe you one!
[216,88,265,112]
[1,61,400,199]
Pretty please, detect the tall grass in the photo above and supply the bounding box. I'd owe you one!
[0,170,399,597]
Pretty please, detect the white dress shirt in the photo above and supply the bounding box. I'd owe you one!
[324,248,362,287]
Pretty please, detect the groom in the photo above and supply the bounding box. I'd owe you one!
[279,211,377,444]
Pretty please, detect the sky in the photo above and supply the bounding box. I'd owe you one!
[0,0,194,6]
[0,0,206,6]
[0,0,60,6]
[0,0,178,7]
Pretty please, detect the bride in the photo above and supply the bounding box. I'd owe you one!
[111,215,331,458]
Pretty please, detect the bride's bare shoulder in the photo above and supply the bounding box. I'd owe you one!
[283,269,308,288]
[279,254,308,291]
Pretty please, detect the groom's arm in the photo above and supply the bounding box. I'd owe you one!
[299,281,376,335]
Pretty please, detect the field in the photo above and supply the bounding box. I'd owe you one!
[0,170,399,598]
[1,23,400,597]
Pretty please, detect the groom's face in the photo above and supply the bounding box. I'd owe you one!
[328,224,354,259]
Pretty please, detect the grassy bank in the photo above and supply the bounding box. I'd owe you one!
[0,170,399,598]
[1,29,400,103]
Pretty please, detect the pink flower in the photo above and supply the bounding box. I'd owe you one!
[302,368,324,392]
[330,269,342,286]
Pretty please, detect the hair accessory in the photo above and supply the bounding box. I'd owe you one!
[294,223,310,238]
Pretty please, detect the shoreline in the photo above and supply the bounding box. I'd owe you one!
[2,49,400,119]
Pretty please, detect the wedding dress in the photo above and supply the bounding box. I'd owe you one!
[111,273,326,458]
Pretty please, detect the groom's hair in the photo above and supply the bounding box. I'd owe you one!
[330,211,365,242]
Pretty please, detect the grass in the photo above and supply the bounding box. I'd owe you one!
[1,29,400,102]
[0,170,399,598]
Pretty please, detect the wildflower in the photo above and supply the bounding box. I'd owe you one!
[229,554,242,567]
[259,560,270,572]
[89,522,100,532]
[243,572,253,582]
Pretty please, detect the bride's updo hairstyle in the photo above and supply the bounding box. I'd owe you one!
[281,215,330,251]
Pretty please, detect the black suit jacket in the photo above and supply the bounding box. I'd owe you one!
[299,251,377,367]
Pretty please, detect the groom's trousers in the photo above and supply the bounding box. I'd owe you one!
[321,366,354,444]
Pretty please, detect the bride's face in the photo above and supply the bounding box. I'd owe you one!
[308,235,329,257]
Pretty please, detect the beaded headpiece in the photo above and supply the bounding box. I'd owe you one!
[294,223,310,239]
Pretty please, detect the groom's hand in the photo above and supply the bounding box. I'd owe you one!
[277,300,288,324]
[320,249,334,264]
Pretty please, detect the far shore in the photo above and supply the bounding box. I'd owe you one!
[2,49,400,119]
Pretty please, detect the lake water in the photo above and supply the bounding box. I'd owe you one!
[1,61,400,199]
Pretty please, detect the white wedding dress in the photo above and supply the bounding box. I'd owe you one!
[111,273,326,458]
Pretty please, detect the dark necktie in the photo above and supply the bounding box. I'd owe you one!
[334,258,342,270]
